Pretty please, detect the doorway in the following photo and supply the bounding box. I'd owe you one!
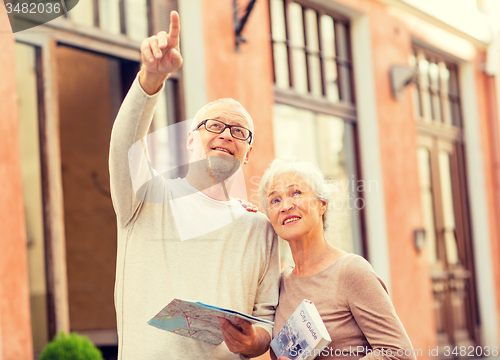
[417,135,480,358]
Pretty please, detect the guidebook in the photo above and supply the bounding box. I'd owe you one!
[271,299,331,360]
[148,298,274,345]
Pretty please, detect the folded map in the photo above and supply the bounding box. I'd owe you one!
[148,298,274,345]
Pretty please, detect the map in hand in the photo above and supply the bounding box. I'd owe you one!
[148,298,274,345]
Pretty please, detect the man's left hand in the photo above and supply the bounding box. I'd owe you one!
[220,318,270,357]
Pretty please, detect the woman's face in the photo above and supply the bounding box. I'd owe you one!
[266,173,326,242]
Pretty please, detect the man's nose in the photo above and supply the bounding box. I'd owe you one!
[218,127,233,140]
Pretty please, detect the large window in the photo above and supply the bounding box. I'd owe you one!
[269,0,363,265]
[270,0,354,104]
[67,0,178,41]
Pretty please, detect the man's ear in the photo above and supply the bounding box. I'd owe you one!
[187,131,194,151]
[243,145,253,165]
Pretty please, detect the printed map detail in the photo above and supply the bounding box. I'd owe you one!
[148,299,274,345]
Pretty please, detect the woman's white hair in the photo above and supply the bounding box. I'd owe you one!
[258,156,332,231]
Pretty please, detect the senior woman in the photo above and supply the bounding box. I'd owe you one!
[258,157,415,360]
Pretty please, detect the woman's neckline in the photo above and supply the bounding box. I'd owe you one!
[289,252,353,278]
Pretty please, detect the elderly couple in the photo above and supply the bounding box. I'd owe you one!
[109,11,414,360]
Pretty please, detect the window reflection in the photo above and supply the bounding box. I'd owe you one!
[335,23,351,102]
[320,15,336,58]
[126,0,148,42]
[273,43,290,89]
[269,1,350,103]
[67,0,149,41]
[99,0,121,35]
[417,147,438,266]
[440,64,452,125]
[305,9,322,96]
[419,57,433,122]
[270,0,287,41]
[438,151,459,266]
[321,15,340,101]
[305,9,319,52]
[429,62,442,122]
[270,0,289,89]
[69,0,94,27]
[414,49,462,127]
[273,104,362,263]
[288,2,307,93]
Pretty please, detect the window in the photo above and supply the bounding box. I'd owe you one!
[67,0,179,41]
[410,48,462,127]
[272,104,363,255]
[270,0,354,104]
[125,0,148,41]
[269,0,364,265]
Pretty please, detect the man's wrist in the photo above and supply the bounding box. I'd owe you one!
[139,68,169,95]
[241,328,271,358]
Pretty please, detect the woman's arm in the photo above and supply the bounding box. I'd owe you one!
[344,256,416,360]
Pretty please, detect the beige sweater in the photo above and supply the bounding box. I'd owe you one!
[272,254,415,360]
[109,75,280,360]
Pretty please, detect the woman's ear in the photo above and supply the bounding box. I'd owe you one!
[320,200,327,215]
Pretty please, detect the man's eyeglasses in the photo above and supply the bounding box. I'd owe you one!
[194,119,253,144]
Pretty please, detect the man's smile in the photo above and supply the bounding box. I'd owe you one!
[211,146,234,155]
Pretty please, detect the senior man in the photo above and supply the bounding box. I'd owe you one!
[109,10,279,360]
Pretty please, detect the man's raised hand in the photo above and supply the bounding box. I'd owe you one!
[139,10,183,95]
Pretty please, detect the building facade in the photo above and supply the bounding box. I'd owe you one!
[0,0,499,359]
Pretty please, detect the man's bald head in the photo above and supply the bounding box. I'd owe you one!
[191,98,254,136]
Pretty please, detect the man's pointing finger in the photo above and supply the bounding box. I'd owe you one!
[168,11,180,45]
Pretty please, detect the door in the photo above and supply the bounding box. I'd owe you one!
[417,135,480,358]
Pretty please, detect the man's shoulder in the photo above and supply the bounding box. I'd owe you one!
[229,210,276,243]
[239,209,272,226]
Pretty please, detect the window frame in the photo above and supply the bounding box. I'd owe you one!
[269,0,366,258]
[269,0,356,115]
[412,45,463,129]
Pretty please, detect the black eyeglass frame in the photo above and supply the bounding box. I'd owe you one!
[194,119,253,144]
